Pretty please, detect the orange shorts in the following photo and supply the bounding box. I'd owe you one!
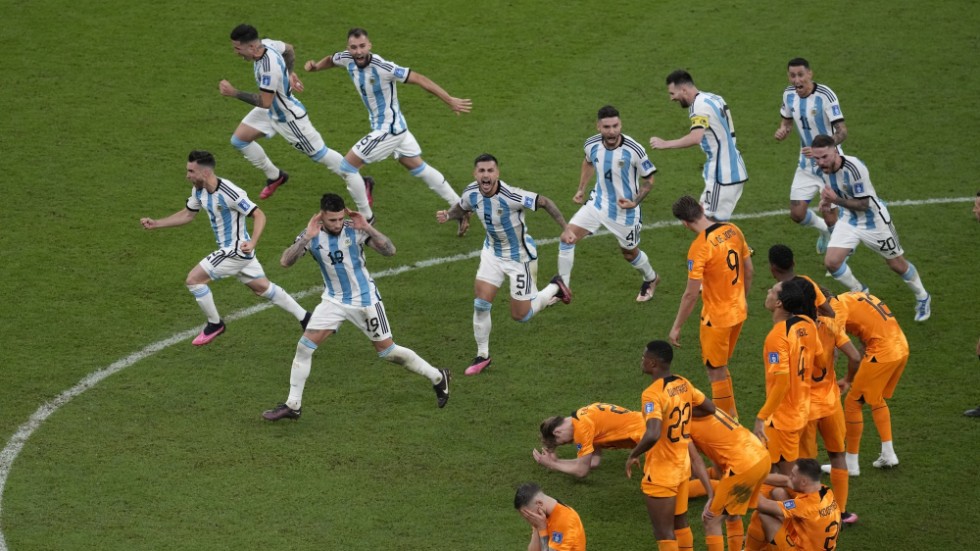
[642,475,690,515]
[772,522,796,551]
[800,407,846,457]
[709,456,770,516]
[847,356,908,407]
[700,322,743,368]
[764,425,802,464]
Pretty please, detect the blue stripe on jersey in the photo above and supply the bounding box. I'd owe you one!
[494,195,522,262]
[619,149,636,225]
[368,67,387,130]
[346,229,371,304]
[813,95,829,136]
[309,235,337,298]
[216,195,233,246]
[600,147,617,218]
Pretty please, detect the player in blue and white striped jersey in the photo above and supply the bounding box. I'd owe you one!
[261,193,451,421]
[436,154,571,376]
[774,58,849,253]
[810,135,931,321]
[219,24,372,216]
[561,106,661,302]
[650,70,748,222]
[304,28,473,236]
[140,151,309,346]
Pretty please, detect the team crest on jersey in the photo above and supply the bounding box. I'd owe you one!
[854,183,864,194]
[238,200,250,211]
[617,159,625,167]
[810,109,817,116]
[497,208,504,216]
[768,352,780,364]
[344,237,352,247]
[523,196,534,208]
[832,105,841,117]
[644,401,654,414]
[783,500,797,510]
[552,532,563,543]
[394,67,407,79]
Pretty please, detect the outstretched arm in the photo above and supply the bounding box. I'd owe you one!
[304,54,338,72]
[140,208,196,230]
[650,127,704,150]
[436,203,468,223]
[532,448,593,478]
[219,79,273,108]
[536,195,567,231]
[406,71,472,114]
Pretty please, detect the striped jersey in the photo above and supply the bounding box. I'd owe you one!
[583,133,656,225]
[780,83,844,172]
[302,222,380,307]
[185,178,256,251]
[459,180,539,262]
[818,155,892,230]
[254,39,307,123]
[689,92,748,185]
[331,52,410,134]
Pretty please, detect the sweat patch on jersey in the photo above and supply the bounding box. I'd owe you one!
[768,352,780,364]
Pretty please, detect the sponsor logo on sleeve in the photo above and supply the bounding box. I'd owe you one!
[641,159,654,172]
[644,401,654,414]
[854,183,864,194]
[238,200,251,211]
[832,105,841,117]
[523,196,534,208]
[687,259,694,272]
[768,352,780,364]
[261,75,271,87]
[552,532,563,543]
[575,443,582,451]
[394,67,407,80]
[783,500,796,510]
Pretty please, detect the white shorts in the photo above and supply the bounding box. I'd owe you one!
[306,298,393,342]
[199,247,265,283]
[789,167,825,202]
[351,129,422,164]
[827,221,905,259]
[475,248,539,301]
[700,182,743,222]
[241,108,329,160]
[568,204,642,249]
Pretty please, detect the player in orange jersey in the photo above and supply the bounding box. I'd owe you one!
[534,403,645,478]
[767,244,834,317]
[670,195,754,420]
[626,340,716,551]
[690,408,770,551]
[756,279,822,476]
[828,290,908,474]
[514,482,586,551]
[746,458,842,551]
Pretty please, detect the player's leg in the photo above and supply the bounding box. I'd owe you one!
[396,133,470,235]
[644,495,679,549]
[231,111,282,182]
[186,254,226,345]
[559,207,601,287]
[367,303,450,408]
[615,220,659,301]
[703,182,743,223]
[241,261,309,327]
[884,250,930,320]
[824,224,865,292]
[818,409,854,521]
[701,324,739,419]
[469,253,502,375]
[789,169,832,252]
[843,361,880,474]
[871,358,906,468]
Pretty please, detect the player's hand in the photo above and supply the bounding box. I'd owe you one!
[218,79,237,97]
[837,378,851,394]
[774,127,790,141]
[303,59,318,72]
[801,146,813,158]
[240,240,256,255]
[617,197,639,209]
[345,208,368,229]
[519,507,548,531]
[819,185,838,206]
[649,136,668,149]
[532,448,556,467]
[572,190,585,204]
[625,455,641,478]
[140,217,156,230]
[753,418,768,444]
[289,72,305,93]
[668,326,682,347]
[435,209,450,224]
[448,97,472,115]
[702,500,716,523]
[305,213,323,236]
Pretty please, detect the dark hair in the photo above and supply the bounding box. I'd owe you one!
[230,24,259,43]
[666,69,694,86]
[348,27,369,39]
[791,276,818,320]
[514,483,542,509]
[597,105,619,120]
[811,134,836,149]
[777,279,810,318]
[672,195,703,222]
[787,57,811,69]
[539,416,564,449]
[645,340,673,364]
[320,193,346,212]
[187,150,216,169]
[819,285,835,300]
[474,153,498,166]
[796,458,822,482]
[768,244,795,271]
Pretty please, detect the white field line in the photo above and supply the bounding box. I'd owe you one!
[0,195,970,549]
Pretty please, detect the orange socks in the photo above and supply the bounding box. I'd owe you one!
[676,526,694,551]
[726,517,745,551]
[711,377,738,419]
[844,397,864,454]
[658,540,679,551]
[871,403,892,442]
[706,535,725,551]
[830,467,849,511]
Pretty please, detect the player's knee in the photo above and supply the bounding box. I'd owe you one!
[186,282,209,296]
[340,158,360,174]
[825,258,844,273]
[514,308,533,322]
[230,135,250,150]
[474,298,493,312]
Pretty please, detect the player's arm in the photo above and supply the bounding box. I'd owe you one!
[831,120,848,145]
[349,210,396,257]
[619,173,655,210]
[532,448,594,478]
[574,158,594,204]
[755,371,789,443]
[837,340,862,394]
[518,508,548,551]
[742,248,754,300]
[669,278,702,347]
[536,195,568,231]
[625,418,661,478]
[820,186,870,212]
[304,53,338,72]
[774,117,794,141]
[218,79,274,108]
[689,442,714,506]
[650,127,704,150]
[755,495,787,521]
[241,207,265,254]
[405,71,472,114]
[140,208,197,230]
[436,203,468,224]
[281,213,320,267]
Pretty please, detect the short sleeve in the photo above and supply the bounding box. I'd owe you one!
[779,93,792,119]
[185,190,202,212]
[637,152,656,178]
[691,385,706,407]
[687,239,706,281]
[825,97,844,123]
[642,388,664,422]
[573,421,596,457]
[765,332,790,376]
[690,103,711,131]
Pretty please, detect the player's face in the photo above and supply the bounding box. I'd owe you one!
[319,210,347,236]
[597,116,622,147]
[787,65,814,96]
[667,83,691,108]
[348,35,372,67]
[553,420,574,445]
[641,352,656,375]
[185,162,208,188]
[764,282,782,312]
[232,40,259,61]
[473,161,500,197]
[811,147,839,172]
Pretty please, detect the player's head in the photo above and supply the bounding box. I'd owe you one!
[319,193,347,235]
[665,70,696,108]
[787,58,814,94]
[186,150,216,187]
[513,482,544,511]
[672,195,705,226]
[347,28,372,67]
[230,24,261,60]
[790,276,819,320]
[539,416,572,449]
[596,105,622,146]
[473,153,500,197]
[790,458,823,491]
[642,340,673,376]
[768,244,795,279]
[809,134,839,171]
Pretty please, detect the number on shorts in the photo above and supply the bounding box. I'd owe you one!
[726,249,740,285]
[328,250,345,265]
[667,403,692,443]
[366,316,381,337]
[516,273,527,293]
[857,293,894,321]
[822,520,840,550]
[876,237,897,253]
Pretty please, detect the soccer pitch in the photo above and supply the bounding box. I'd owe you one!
[2,1,978,549]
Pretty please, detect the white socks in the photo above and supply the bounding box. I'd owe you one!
[411,163,460,204]
[379,343,441,384]
[473,299,492,358]
[262,283,306,320]
[286,337,317,409]
[187,284,220,324]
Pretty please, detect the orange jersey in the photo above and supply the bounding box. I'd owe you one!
[809,316,849,420]
[797,274,827,312]
[571,403,645,457]
[831,292,908,362]
[762,316,822,431]
[690,409,768,474]
[686,222,750,328]
[641,375,706,487]
[778,485,841,550]
[545,502,587,551]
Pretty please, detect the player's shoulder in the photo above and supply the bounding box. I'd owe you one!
[216,178,246,199]
[584,134,602,148]
[462,181,480,194]
[369,53,398,72]
[620,134,648,157]
[813,83,840,102]
[498,180,532,199]
[334,50,354,63]
[840,156,868,179]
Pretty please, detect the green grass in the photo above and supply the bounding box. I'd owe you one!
[2,0,979,549]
